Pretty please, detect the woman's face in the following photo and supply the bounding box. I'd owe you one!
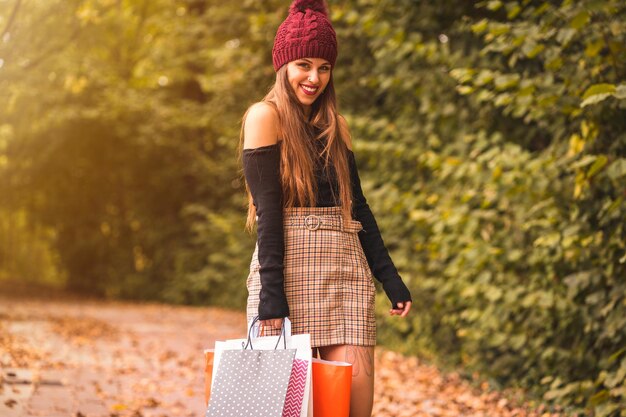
[286,57,332,110]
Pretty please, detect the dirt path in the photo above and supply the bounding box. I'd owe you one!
[0,294,564,417]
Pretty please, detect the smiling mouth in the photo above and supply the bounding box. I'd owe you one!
[300,84,319,96]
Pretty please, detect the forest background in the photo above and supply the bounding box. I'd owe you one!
[1,0,625,415]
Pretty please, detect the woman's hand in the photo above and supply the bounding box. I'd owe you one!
[260,317,284,330]
[389,301,412,318]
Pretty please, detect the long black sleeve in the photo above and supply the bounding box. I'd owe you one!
[348,150,412,308]
[242,144,289,320]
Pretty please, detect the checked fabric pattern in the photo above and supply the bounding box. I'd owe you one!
[282,358,308,417]
[247,206,377,347]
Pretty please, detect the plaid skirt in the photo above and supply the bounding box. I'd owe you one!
[246,206,377,347]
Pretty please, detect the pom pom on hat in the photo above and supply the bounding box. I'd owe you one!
[272,0,337,71]
[289,0,329,15]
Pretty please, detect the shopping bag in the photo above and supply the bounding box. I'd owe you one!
[283,357,308,417]
[312,358,352,417]
[250,318,313,417]
[203,349,214,406]
[205,317,296,417]
[212,317,312,417]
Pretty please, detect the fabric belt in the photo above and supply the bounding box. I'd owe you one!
[283,213,362,233]
[255,206,363,232]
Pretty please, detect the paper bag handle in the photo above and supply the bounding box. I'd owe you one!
[244,316,288,351]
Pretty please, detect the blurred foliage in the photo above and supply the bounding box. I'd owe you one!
[1,0,625,414]
[0,208,64,286]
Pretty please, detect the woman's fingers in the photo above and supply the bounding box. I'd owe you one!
[260,318,284,329]
[389,301,412,317]
[400,301,412,317]
[389,302,403,315]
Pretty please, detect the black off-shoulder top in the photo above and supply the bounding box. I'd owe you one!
[242,139,412,320]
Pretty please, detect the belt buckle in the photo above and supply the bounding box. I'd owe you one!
[304,215,322,231]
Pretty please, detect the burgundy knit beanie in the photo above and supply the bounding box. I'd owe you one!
[272,0,338,71]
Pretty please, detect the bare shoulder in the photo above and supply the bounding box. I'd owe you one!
[337,114,353,151]
[243,102,280,149]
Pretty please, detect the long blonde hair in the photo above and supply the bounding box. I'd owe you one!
[240,66,353,231]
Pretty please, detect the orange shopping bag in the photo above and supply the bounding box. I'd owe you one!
[203,349,215,406]
[312,358,352,417]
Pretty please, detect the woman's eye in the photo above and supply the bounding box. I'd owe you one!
[298,63,309,69]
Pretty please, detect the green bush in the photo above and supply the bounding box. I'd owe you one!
[342,1,626,414]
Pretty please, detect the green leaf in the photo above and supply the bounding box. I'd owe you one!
[581,93,614,108]
[510,334,526,350]
[585,38,605,58]
[485,286,503,301]
[607,158,626,180]
[570,155,598,170]
[533,232,560,248]
[523,42,545,58]
[608,348,626,364]
[474,70,494,86]
[570,10,590,29]
[507,4,522,19]
[581,83,617,107]
[456,85,475,95]
[486,1,502,11]
[556,28,577,46]
[449,68,475,83]
[494,74,520,90]
[494,93,512,107]
[471,19,488,34]
[546,56,563,71]
[488,23,510,36]
[589,390,610,406]
[580,84,621,107]
[583,84,616,100]
[605,358,626,388]
[587,155,608,178]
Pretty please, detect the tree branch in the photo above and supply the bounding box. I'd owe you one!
[1,0,22,40]
[18,2,117,72]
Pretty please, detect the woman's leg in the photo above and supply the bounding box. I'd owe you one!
[318,344,375,417]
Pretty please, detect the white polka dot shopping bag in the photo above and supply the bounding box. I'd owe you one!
[206,317,312,417]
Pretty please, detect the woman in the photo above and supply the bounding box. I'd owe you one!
[241,1,412,415]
